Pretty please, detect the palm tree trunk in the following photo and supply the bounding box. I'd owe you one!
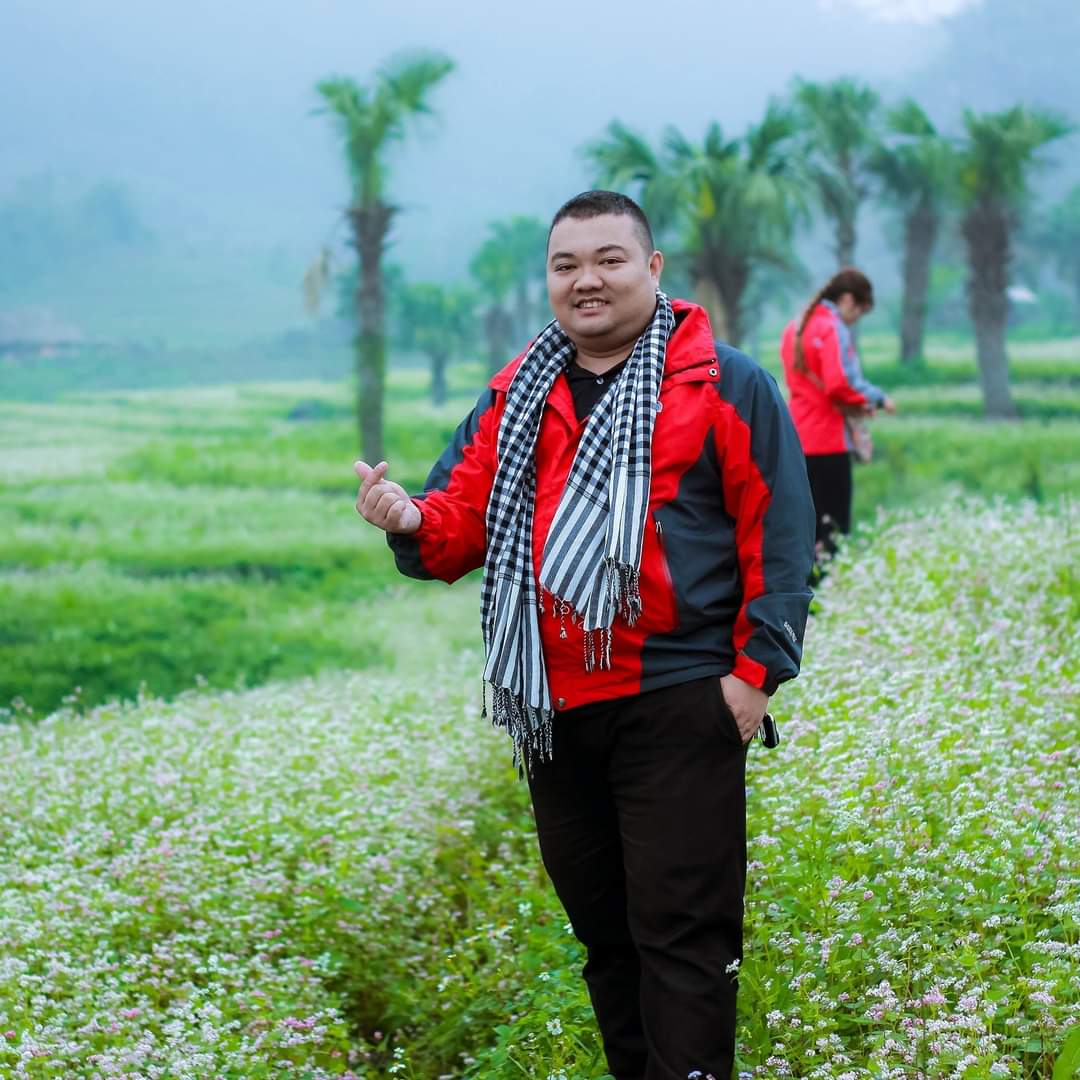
[694,277,732,343]
[717,260,751,349]
[835,211,856,268]
[430,348,449,406]
[348,201,395,461]
[514,279,531,343]
[899,196,938,365]
[485,304,513,376]
[963,197,1016,419]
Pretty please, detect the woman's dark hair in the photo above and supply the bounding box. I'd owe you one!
[793,268,874,371]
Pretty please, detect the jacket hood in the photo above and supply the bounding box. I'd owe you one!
[489,297,717,392]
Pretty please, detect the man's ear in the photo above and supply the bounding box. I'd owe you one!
[649,250,664,285]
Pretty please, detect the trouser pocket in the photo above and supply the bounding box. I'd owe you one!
[712,677,747,748]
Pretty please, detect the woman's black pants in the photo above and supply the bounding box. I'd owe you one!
[527,676,748,1080]
[804,451,853,556]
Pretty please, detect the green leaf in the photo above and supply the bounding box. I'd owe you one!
[1053,1026,1080,1079]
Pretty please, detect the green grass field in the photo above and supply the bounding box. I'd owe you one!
[2,335,1078,718]
[2,330,1080,717]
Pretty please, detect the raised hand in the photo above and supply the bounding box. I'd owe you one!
[353,460,422,535]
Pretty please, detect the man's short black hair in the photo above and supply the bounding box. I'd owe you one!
[549,190,655,255]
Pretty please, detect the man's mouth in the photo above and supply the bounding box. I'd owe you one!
[575,298,608,310]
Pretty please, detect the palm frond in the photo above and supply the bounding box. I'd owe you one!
[887,98,936,138]
[314,54,454,205]
[378,51,456,115]
[959,105,1074,203]
[585,121,661,186]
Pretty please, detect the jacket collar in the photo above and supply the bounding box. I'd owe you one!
[489,297,717,393]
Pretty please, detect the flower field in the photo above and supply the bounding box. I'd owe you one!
[2,496,1077,1078]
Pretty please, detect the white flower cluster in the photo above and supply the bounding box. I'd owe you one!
[738,496,1079,1077]
[0,496,1076,1078]
[0,653,509,1077]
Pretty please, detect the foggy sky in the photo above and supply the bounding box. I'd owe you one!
[6,0,1079,347]
[2,0,953,282]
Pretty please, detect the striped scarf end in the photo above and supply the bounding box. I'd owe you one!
[485,683,553,777]
[605,559,643,627]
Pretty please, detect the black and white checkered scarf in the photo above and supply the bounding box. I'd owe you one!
[482,292,676,770]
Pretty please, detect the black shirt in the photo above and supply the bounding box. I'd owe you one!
[565,358,628,422]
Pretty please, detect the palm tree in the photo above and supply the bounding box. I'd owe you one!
[394,282,476,405]
[793,77,881,267]
[495,216,549,341]
[470,229,518,375]
[586,105,805,346]
[314,51,454,461]
[956,106,1073,418]
[1036,183,1080,322]
[870,100,957,364]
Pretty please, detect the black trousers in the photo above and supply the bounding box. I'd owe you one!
[804,451,853,556]
[527,676,748,1080]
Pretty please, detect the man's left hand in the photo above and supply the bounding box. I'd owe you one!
[719,674,770,744]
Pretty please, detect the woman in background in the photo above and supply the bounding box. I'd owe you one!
[780,268,895,561]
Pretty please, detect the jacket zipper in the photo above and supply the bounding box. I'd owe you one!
[654,516,675,601]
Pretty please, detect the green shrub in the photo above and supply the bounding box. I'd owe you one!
[852,419,1080,522]
[0,567,481,716]
[0,484,391,583]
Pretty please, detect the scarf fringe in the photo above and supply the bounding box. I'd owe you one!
[584,627,613,673]
[539,560,640,674]
[604,557,642,627]
[483,682,553,777]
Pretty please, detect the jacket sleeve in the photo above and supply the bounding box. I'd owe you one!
[715,348,816,695]
[817,322,873,410]
[839,340,888,408]
[386,388,501,583]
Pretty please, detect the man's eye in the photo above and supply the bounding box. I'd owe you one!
[554,264,573,272]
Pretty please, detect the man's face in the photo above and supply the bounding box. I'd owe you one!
[546,213,663,352]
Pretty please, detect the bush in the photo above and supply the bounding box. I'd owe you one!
[852,419,1080,520]
[0,567,482,717]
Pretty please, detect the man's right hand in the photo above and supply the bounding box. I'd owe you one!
[354,460,422,535]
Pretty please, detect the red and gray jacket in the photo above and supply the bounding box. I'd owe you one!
[780,301,887,456]
[389,299,815,710]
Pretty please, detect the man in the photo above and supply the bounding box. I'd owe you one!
[354,191,814,1080]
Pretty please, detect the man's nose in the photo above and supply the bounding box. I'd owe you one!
[574,266,603,290]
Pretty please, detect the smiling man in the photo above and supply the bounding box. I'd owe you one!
[353,190,815,1079]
